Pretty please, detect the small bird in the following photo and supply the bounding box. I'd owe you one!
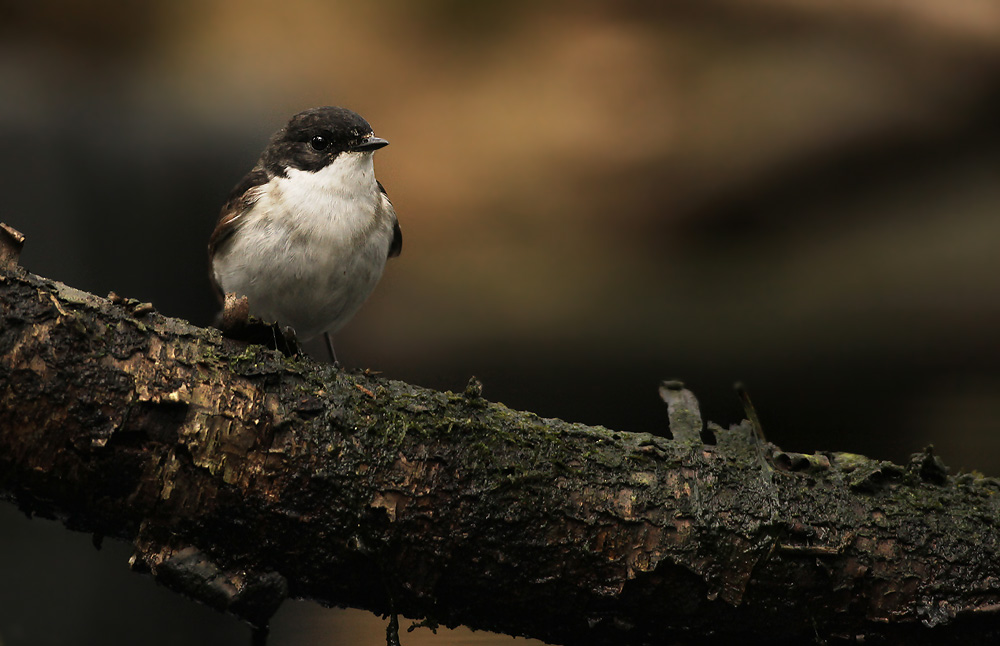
[208,106,401,361]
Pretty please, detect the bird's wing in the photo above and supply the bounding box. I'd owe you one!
[378,180,402,259]
[208,167,270,300]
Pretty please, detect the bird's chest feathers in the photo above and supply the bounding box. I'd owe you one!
[260,154,381,248]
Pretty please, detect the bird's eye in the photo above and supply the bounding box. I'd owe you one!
[310,135,330,151]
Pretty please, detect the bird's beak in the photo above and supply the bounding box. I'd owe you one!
[351,135,389,152]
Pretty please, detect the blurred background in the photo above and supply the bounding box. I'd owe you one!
[2,1,1000,644]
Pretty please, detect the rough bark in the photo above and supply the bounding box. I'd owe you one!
[2,239,1000,644]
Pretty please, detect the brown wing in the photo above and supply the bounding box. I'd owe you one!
[208,167,270,300]
[209,167,269,255]
[378,180,402,259]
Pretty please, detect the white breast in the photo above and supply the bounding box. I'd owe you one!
[212,152,396,339]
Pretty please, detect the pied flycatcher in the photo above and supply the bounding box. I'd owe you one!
[208,106,401,360]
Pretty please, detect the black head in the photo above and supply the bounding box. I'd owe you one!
[259,106,388,176]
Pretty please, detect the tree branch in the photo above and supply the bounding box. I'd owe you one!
[2,227,1000,645]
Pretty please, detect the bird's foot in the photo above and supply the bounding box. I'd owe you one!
[215,292,301,357]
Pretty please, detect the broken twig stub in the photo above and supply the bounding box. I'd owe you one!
[0,222,25,270]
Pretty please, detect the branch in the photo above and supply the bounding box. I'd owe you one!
[2,225,1000,645]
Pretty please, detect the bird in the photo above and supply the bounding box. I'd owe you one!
[208,106,401,362]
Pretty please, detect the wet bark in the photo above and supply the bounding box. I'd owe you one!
[2,245,1000,644]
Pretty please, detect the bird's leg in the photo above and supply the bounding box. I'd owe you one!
[324,332,340,367]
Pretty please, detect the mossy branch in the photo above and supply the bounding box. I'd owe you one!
[2,227,1000,645]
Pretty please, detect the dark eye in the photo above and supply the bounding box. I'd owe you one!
[310,134,330,151]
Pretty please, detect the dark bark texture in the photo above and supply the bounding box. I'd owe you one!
[3,255,1000,644]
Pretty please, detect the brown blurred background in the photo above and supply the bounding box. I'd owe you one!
[2,1,1000,644]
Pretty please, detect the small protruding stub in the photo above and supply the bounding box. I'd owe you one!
[659,380,703,443]
[910,445,950,485]
[465,375,484,399]
[221,292,251,331]
[0,222,26,270]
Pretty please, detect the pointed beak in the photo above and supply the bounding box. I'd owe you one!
[351,134,389,152]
